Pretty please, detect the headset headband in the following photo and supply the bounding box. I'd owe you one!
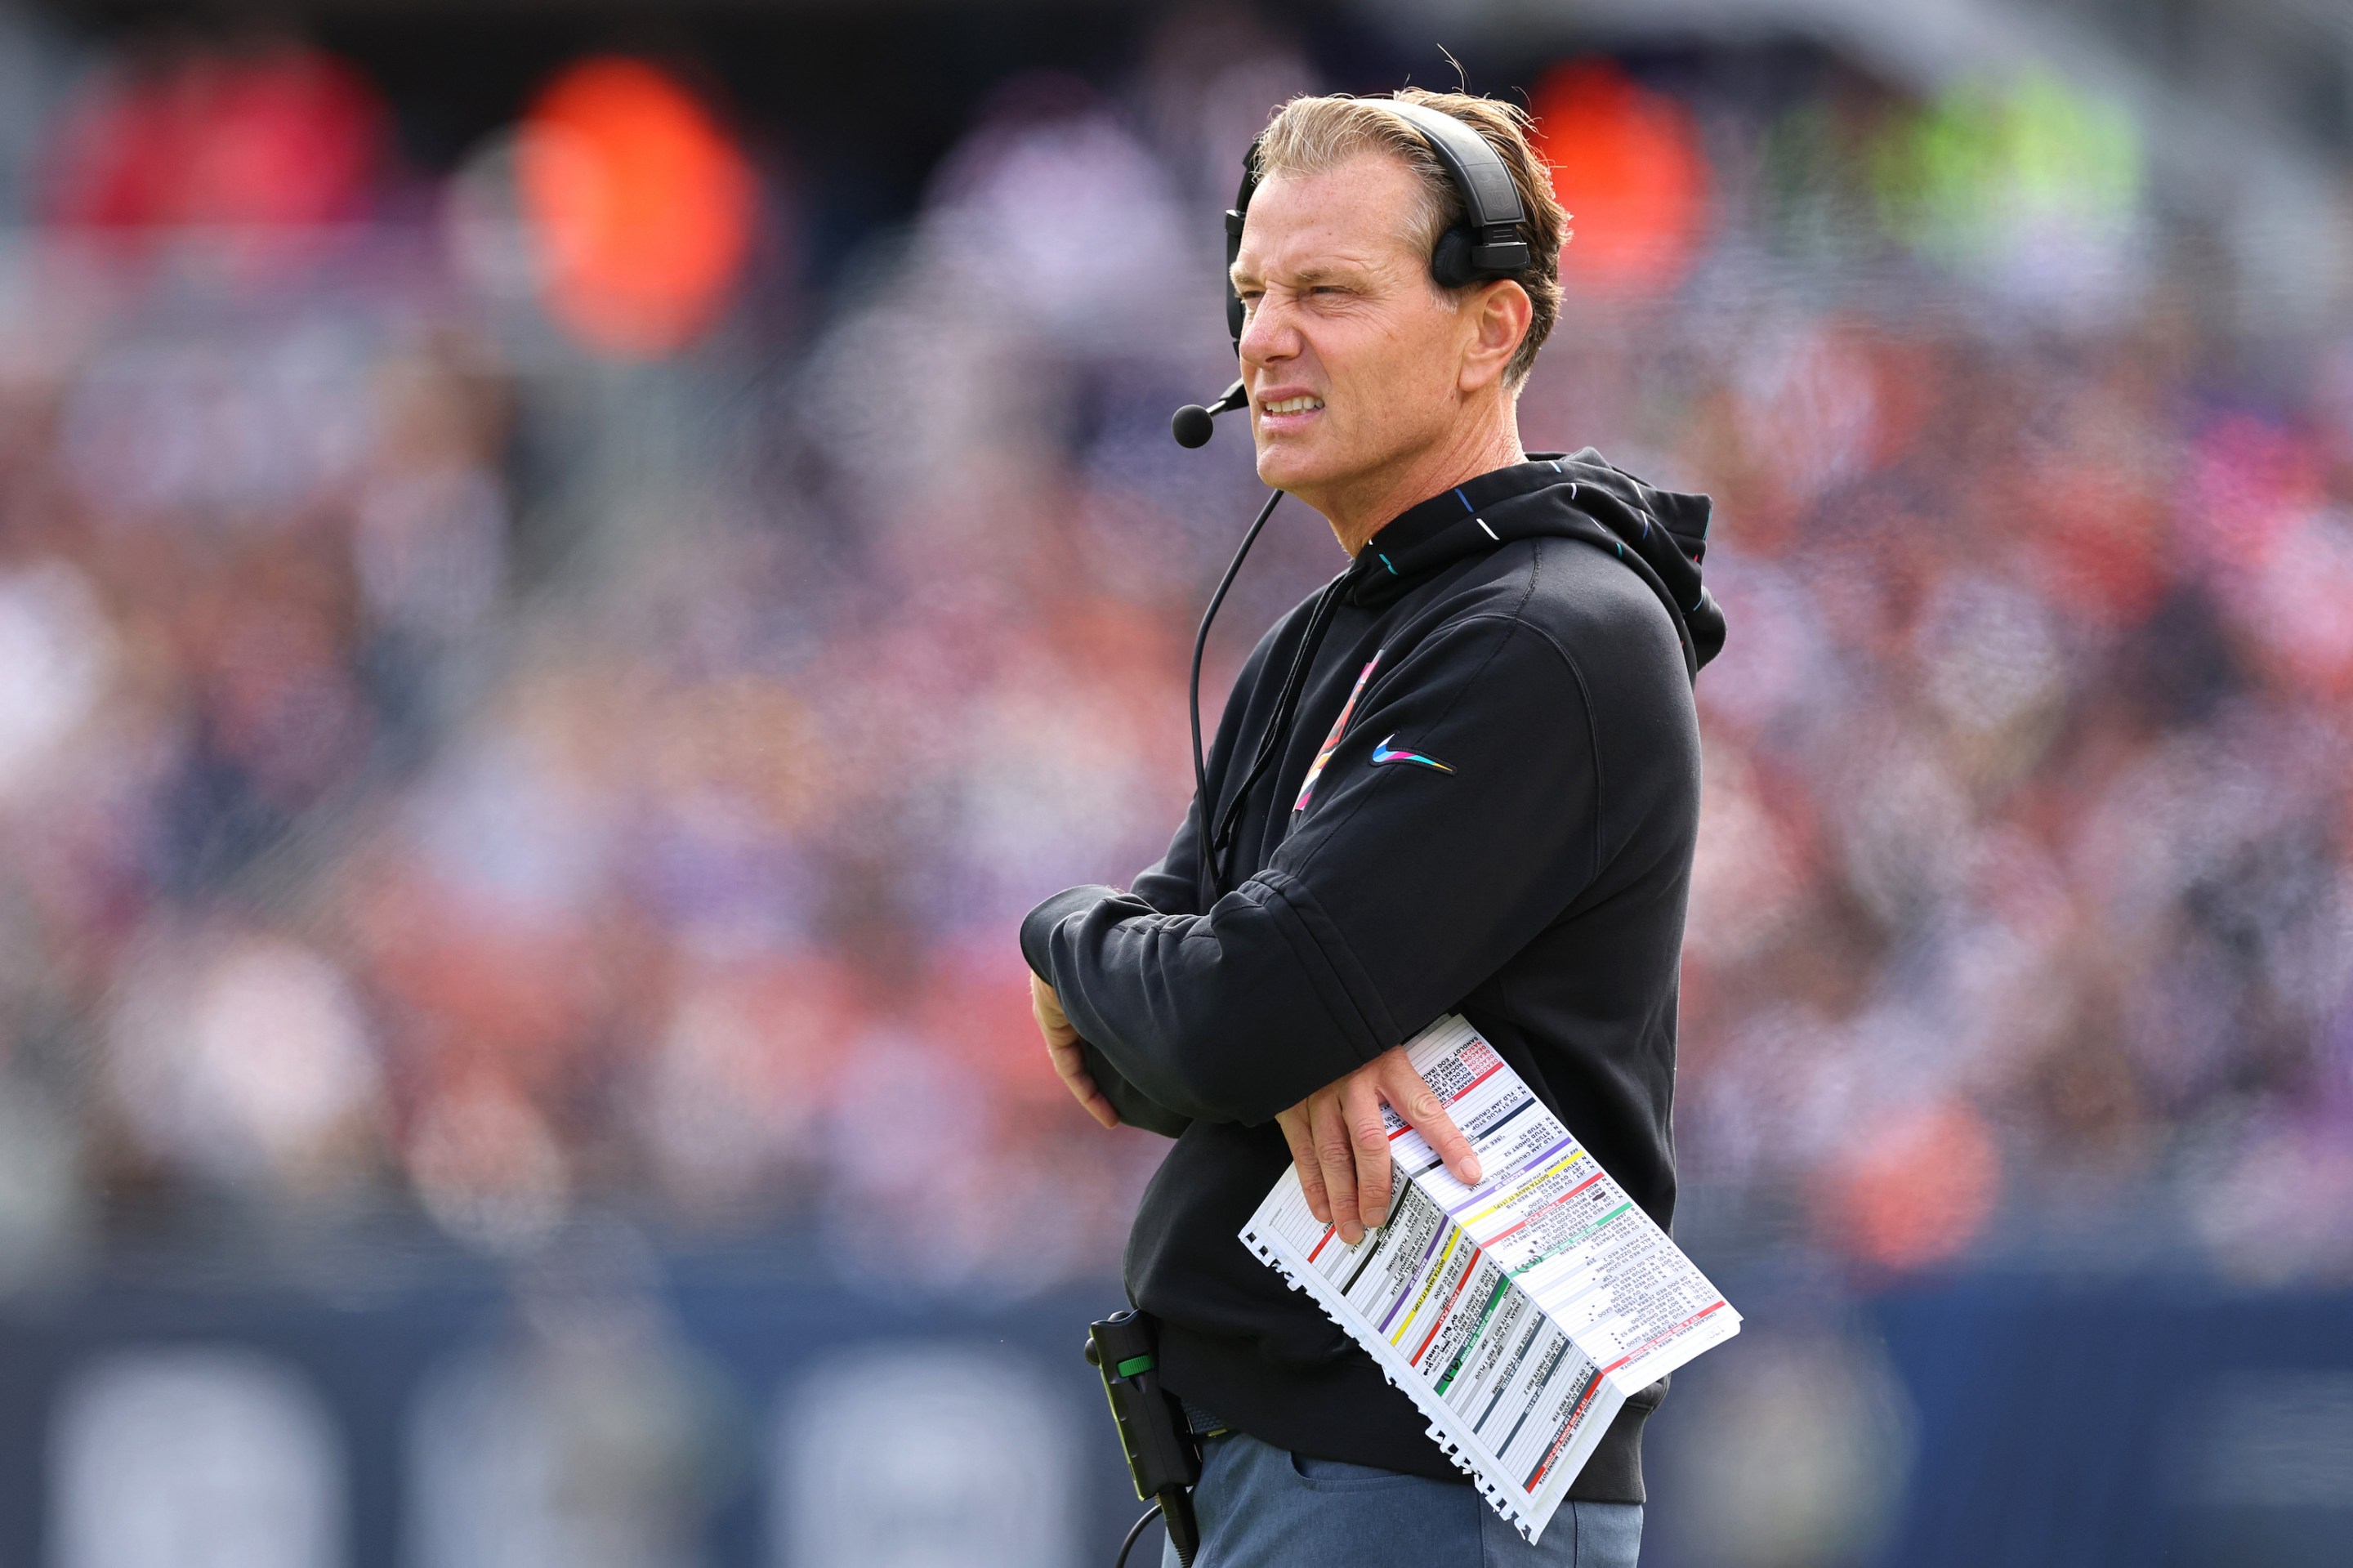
[1383,101,1531,268]
[1222,98,1534,352]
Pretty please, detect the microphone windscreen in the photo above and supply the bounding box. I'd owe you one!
[1171,404,1216,449]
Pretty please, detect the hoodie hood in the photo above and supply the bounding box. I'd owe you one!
[1344,449,1725,678]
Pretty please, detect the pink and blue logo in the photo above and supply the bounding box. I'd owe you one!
[1369,735,1453,773]
[1293,654,1381,815]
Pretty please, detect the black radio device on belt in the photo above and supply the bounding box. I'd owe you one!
[1086,1310,1201,1566]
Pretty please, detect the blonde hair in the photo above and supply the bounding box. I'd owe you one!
[1251,88,1567,386]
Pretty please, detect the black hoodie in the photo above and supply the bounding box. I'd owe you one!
[1021,450,1721,1503]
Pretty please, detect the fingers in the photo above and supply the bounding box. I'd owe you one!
[1070,1078,1119,1128]
[1277,1106,1330,1226]
[1034,976,1116,1128]
[1046,1035,1118,1128]
[1064,1072,1119,1128]
[1310,1092,1364,1244]
[1379,1048,1482,1186]
[1284,1046,1493,1251]
[1342,1074,1395,1235]
[1029,974,1074,1044]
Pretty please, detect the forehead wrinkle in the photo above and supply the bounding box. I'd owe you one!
[1230,254,1386,288]
[1232,160,1427,285]
[1230,229,1410,290]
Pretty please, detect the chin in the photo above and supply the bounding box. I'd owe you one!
[1252,436,1350,497]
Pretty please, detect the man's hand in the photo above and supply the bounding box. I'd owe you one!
[1275,1047,1482,1245]
[1033,973,1118,1128]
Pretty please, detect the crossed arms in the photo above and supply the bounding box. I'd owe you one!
[1020,615,1603,1244]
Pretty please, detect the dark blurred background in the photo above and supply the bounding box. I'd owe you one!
[0,1,2349,1565]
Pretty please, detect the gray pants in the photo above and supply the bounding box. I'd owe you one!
[1165,1428,1642,1568]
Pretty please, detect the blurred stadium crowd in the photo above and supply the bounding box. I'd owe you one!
[0,7,2348,1301]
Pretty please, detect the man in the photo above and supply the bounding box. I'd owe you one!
[1022,88,1723,1567]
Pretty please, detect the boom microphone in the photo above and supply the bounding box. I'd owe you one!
[1171,380,1248,448]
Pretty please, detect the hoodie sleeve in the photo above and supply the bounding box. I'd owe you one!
[1082,812,1208,1135]
[1020,614,1603,1125]
[1021,852,1198,1138]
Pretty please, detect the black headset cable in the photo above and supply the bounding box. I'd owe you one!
[1190,488,1284,897]
[1205,571,1346,893]
[1114,1499,1173,1568]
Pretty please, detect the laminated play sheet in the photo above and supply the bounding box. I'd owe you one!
[1241,1015,1740,1542]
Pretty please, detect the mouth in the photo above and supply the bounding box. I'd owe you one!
[1256,393,1324,432]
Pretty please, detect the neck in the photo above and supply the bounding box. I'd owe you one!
[1310,407,1527,558]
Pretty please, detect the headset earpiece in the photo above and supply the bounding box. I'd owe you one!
[1429,226,1477,290]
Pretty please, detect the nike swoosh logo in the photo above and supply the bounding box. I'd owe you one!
[1369,735,1453,773]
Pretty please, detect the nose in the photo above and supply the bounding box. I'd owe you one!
[1238,291,1299,374]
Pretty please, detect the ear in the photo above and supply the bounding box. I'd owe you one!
[1458,279,1532,395]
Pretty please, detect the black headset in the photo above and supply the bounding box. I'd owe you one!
[1172,99,1535,446]
[1226,101,1531,351]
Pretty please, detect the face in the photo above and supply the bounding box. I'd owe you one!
[1230,152,1504,511]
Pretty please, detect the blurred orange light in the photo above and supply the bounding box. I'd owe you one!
[1815,1101,2001,1271]
[1529,59,1710,298]
[519,58,757,357]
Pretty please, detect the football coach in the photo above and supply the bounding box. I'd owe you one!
[1022,87,1725,1568]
